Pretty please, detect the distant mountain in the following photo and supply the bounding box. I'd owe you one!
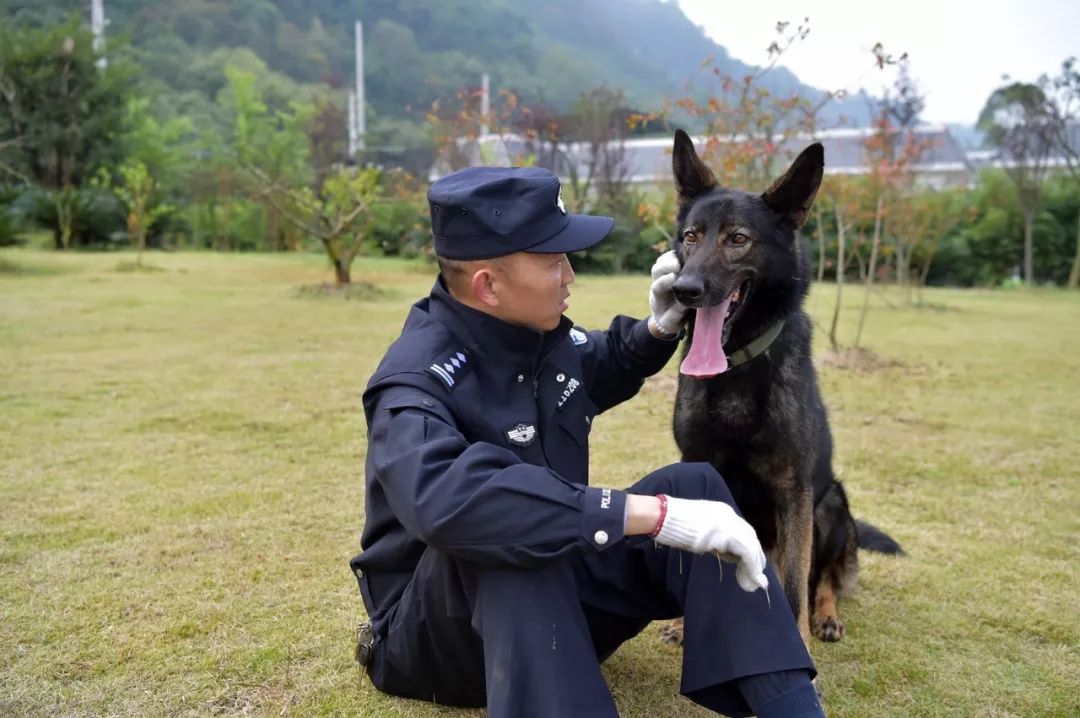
[516,0,875,127]
[1,0,876,134]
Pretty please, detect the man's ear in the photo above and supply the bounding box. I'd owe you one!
[672,129,718,206]
[761,143,824,229]
[470,266,500,308]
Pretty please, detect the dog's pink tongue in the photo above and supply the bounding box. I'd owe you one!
[680,299,732,378]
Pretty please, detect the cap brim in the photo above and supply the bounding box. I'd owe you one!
[524,213,614,255]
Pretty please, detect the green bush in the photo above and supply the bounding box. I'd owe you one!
[366,200,430,258]
[0,185,26,246]
[183,199,272,251]
[572,192,664,274]
[11,186,127,249]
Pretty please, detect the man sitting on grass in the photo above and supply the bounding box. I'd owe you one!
[350,166,823,718]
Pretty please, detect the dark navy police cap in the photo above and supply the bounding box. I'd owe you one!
[428,166,614,260]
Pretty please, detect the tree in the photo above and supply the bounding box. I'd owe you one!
[256,165,382,285]
[865,52,932,293]
[853,193,883,348]
[427,85,534,174]
[105,161,174,267]
[0,15,136,248]
[660,19,841,191]
[913,189,970,292]
[1040,57,1080,288]
[505,86,633,215]
[225,68,381,285]
[817,174,869,352]
[978,82,1056,286]
[124,97,195,194]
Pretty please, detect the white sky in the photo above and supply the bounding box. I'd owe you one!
[674,0,1078,125]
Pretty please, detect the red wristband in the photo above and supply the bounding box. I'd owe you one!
[648,494,669,538]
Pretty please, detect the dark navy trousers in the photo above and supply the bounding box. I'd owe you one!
[365,463,814,717]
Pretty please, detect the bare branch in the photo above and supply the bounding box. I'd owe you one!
[259,186,327,240]
[327,199,369,238]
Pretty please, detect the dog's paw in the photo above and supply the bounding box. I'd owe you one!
[812,614,845,642]
[660,619,685,646]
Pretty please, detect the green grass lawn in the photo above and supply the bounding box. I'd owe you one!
[2,249,1078,717]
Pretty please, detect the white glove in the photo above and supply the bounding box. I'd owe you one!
[654,495,769,594]
[649,250,689,337]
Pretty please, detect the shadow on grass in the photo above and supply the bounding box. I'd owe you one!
[0,255,72,277]
[818,347,907,372]
[911,300,960,312]
[292,282,392,301]
[114,261,166,273]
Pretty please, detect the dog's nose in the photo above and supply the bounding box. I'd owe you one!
[672,275,705,305]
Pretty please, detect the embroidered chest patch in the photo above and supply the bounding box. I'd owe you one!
[569,328,588,346]
[506,423,537,447]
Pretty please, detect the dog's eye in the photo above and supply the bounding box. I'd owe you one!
[728,232,750,246]
[683,229,697,244]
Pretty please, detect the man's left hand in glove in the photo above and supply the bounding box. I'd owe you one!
[648,250,689,339]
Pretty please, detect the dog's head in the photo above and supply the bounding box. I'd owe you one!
[669,129,822,353]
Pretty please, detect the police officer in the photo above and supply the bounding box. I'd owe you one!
[351,167,823,718]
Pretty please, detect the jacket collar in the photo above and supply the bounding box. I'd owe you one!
[428,277,572,369]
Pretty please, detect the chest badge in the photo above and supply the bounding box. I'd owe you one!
[569,328,588,346]
[506,423,537,447]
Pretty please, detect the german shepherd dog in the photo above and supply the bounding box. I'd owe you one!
[663,130,902,648]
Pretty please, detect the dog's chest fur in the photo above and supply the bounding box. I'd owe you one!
[672,314,821,547]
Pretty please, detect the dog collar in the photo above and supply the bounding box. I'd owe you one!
[727,319,786,369]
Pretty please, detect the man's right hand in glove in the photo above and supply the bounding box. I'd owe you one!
[625,493,768,594]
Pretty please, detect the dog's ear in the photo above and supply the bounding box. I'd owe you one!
[761,143,824,229]
[672,129,718,204]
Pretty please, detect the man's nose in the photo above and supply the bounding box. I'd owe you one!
[672,274,704,305]
[563,257,576,285]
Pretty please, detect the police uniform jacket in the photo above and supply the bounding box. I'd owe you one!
[352,278,680,629]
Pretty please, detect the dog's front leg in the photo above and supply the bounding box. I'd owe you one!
[774,487,814,648]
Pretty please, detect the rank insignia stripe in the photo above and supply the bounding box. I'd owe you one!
[426,350,470,390]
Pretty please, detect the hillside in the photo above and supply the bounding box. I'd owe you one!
[1,0,876,159]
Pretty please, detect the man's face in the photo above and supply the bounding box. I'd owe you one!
[489,252,576,332]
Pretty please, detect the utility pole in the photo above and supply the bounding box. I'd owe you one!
[481,72,490,135]
[90,0,107,71]
[348,90,358,157]
[354,21,365,152]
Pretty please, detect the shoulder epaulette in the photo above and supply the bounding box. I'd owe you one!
[426,350,471,390]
